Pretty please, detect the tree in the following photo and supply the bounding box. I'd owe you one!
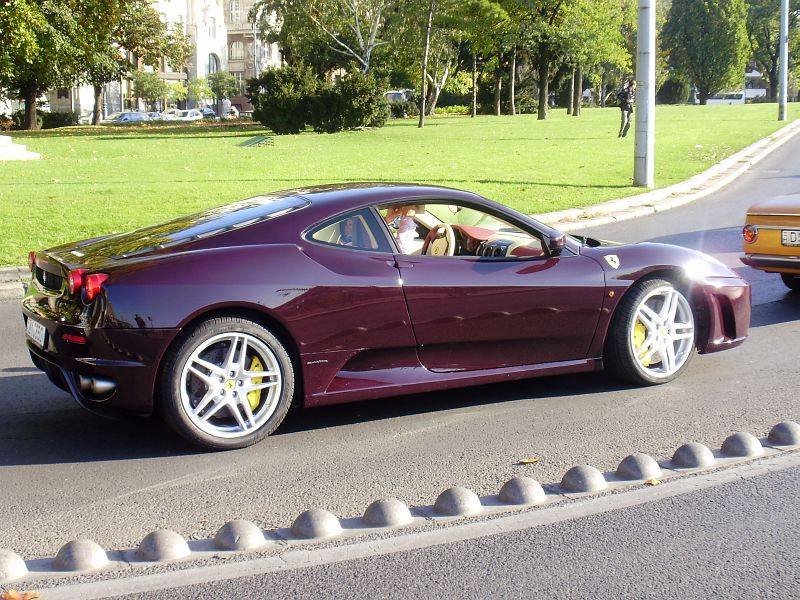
[188,78,213,107]
[0,1,83,129]
[252,0,394,74]
[663,0,750,104]
[208,71,240,115]
[0,0,45,87]
[746,0,800,101]
[132,70,169,110]
[81,0,192,124]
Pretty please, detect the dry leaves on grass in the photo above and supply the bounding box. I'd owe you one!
[644,478,662,486]
[2,590,41,600]
[516,457,541,465]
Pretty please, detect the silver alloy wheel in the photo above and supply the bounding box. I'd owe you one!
[179,332,283,439]
[628,284,695,379]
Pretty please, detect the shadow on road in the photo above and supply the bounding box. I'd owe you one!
[0,371,635,466]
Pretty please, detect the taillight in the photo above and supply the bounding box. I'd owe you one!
[742,224,758,244]
[28,251,36,272]
[67,269,87,295]
[84,273,108,301]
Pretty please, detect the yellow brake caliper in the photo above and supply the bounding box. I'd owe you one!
[247,356,264,411]
[634,320,651,367]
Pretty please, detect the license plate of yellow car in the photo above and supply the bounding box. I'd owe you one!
[781,230,800,246]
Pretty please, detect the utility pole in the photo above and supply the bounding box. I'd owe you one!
[634,0,656,188]
[779,0,789,121]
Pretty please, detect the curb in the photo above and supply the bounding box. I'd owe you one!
[0,267,26,300]
[1,420,798,588]
[531,117,800,232]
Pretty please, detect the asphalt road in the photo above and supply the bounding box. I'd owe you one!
[110,457,800,600]
[1,133,798,565]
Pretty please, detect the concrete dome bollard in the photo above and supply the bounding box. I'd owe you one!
[290,509,342,540]
[561,465,607,493]
[671,442,716,469]
[616,453,662,480]
[137,529,191,561]
[433,487,483,517]
[53,539,108,571]
[498,476,546,505]
[768,421,800,446]
[0,549,28,583]
[721,432,763,457]
[363,499,413,527]
[214,520,266,551]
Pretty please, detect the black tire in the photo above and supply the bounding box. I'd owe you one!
[605,278,696,386]
[159,316,295,450]
[780,273,800,291]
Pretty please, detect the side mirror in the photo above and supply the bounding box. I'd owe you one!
[548,233,566,256]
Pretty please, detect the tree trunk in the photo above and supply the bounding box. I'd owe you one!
[23,88,38,130]
[510,46,516,116]
[471,53,477,118]
[767,67,778,102]
[537,47,549,120]
[600,72,607,108]
[567,70,574,114]
[494,68,502,116]
[699,88,709,105]
[572,67,581,116]
[418,0,434,129]
[427,65,449,116]
[93,85,103,125]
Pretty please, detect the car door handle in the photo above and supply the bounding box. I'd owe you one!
[394,259,415,269]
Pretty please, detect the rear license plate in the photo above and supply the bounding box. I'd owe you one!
[782,230,800,246]
[26,317,47,348]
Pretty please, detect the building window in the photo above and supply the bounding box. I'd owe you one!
[230,41,244,60]
[209,17,216,38]
[233,72,245,94]
[229,0,241,22]
[56,88,70,99]
[207,53,220,74]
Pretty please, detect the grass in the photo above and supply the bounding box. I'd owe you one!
[0,103,795,266]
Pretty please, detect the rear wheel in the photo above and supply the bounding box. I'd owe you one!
[160,317,294,450]
[606,279,696,385]
[780,273,800,291]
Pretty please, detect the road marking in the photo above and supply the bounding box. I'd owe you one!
[36,450,800,600]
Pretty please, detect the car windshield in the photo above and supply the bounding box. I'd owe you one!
[422,204,524,234]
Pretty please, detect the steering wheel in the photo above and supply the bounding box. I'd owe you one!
[422,223,456,256]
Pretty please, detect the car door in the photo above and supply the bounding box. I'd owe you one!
[393,209,606,372]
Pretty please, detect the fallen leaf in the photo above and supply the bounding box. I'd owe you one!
[516,457,541,465]
[2,591,41,600]
[644,478,662,486]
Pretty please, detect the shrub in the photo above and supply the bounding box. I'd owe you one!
[388,100,418,118]
[11,109,42,130]
[435,104,470,115]
[657,76,691,104]
[0,114,11,132]
[247,63,319,134]
[42,111,79,129]
[336,71,389,129]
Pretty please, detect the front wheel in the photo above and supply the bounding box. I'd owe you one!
[605,279,696,385]
[159,317,295,450]
[780,273,800,291]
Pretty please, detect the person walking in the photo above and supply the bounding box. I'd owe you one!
[617,79,636,138]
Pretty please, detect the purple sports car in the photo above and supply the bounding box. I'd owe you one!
[22,184,751,449]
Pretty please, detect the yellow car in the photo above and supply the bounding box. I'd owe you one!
[741,196,800,291]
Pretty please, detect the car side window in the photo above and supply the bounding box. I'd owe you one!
[309,208,393,253]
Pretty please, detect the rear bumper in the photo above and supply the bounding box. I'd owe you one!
[741,253,800,275]
[22,306,176,416]
[695,277,751,354]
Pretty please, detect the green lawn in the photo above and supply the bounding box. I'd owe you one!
[0,104,795,266]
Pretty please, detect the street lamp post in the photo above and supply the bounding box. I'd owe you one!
[634,0,656,188]
[779,0,789,121]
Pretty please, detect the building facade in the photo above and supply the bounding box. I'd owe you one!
[48,0,281,118]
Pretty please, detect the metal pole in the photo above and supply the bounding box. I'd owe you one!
[779,0,789,121]
[634,0,655,188]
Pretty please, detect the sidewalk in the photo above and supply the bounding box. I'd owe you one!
[2,117,799,301]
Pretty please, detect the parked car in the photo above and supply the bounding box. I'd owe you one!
[100,111,124,124]
[172,109,203,122]
[159,108,181,121]
[112,112,150,123]
[22,184,751,450]
[201,107,217,120]
[147,111,161,120]
[741,196,800,291]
